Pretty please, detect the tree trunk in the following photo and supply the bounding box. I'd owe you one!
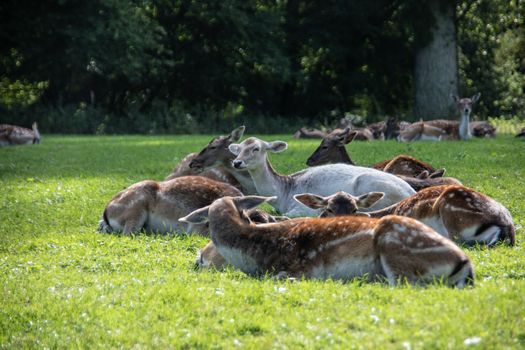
[413,0,459,120]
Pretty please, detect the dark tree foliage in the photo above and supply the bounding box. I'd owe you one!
[0,0,523,133]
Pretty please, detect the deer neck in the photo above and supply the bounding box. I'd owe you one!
[459,112,471,140]
[222,164,258,194]
[337,146,355,165]
[248,158,289,202]
[209,202,248,245]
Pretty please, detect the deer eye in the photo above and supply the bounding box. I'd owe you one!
[209,146,217,150]
[321,145,328,149]
[253,147,260,152]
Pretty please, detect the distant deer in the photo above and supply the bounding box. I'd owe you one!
[187,126,257,194]
[98,176,242,235]
[400,93,481,141]
[0,122,40,146]
[517,127,525,138]
[306,128,460,188]
[470,121,496,138]
[181,196,474,287]
[228,137,415,216]
[296,186,515,247]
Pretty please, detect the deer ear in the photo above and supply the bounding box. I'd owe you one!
[294,193,327,209]
[233,196,276,211]
[337,128,357,145]
[417,170,430,179]
[451,94,459,103]
[471,92,481,104]
[179,206,210,224]
[356,192,384,209]
[266,141,288,153]
[228,143,241,155]
[228,126,245,142]
[429,168,446,178]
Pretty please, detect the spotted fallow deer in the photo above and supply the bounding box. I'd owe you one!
[400,93,482,142]
[98,176,242,235]
[228,137,415,216]
[180,196,474,287]
[294,191,385,217]
[366,185,515,246]
[187,126,257,194]
[305,128,461,191]
[0,122,40,146]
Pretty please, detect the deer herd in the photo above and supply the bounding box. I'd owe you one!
[2,94,518,288]
[99,118,516,289]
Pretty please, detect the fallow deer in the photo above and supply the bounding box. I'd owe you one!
[165,152,241,190]
[366,185,515,246]
[306,128,461,191]
[196,208,289,269]
[0,122,40,146]
[228,137,415,216]
[397,120,448,142]
[470,121,496,138]
[187,126,257,194]
[296,186,515,247]
[293,127,328,139]
[98,176,242,235]
[400,93,481,141]
[180,196,474,287]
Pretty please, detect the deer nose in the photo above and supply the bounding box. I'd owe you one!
[232,160,244,169]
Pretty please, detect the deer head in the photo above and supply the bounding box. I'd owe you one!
[189,126,245,171]
[452,93,481,117]
[294,191,385,217]
[229,137,287,170]
[306,128,358,166]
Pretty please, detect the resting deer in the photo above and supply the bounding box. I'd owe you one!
[401,93,481,141]
[306,128,460,190]
[297,186,515,247]
[0,122,40,146]
[180,196,474,287]
[98,176,242,235]
[294,191,384,217]
[196,208,289,269]
[229,137,415,216]
[187,126,257,194]
[165,152,241,190]
[397,120,448,142]
[367,185,516,246]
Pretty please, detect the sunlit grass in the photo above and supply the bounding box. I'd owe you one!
[1,135,524,348]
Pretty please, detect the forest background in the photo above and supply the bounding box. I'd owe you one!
[0,0,523,134]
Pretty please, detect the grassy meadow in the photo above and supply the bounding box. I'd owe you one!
[1,134,524,349]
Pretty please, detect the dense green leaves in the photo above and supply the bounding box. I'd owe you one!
[0,0,523,133]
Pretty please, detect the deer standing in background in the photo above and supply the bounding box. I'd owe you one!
[181,196,474,287]
[0,122,40,146]
[98,176,242,235]
[229,137,415,216]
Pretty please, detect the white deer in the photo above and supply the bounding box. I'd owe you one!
[228,137,415,216]
[98,176,242,235]
[180,196,474,287]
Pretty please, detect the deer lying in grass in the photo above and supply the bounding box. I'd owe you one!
[229,137,415,216]
[187,126,257,194]
[0,122,40,146]
[98,176,242,235]
[180,196,474,287]
[399,93,481,142]
[296,186,515,247]
[196,208,289,269]
[165,152,241,190]
[306,128,461,190]
[470,121,496,138]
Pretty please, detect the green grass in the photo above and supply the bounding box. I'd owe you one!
[1,135,524,349]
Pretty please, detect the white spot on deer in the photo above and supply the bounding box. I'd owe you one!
[448,193,455,198]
